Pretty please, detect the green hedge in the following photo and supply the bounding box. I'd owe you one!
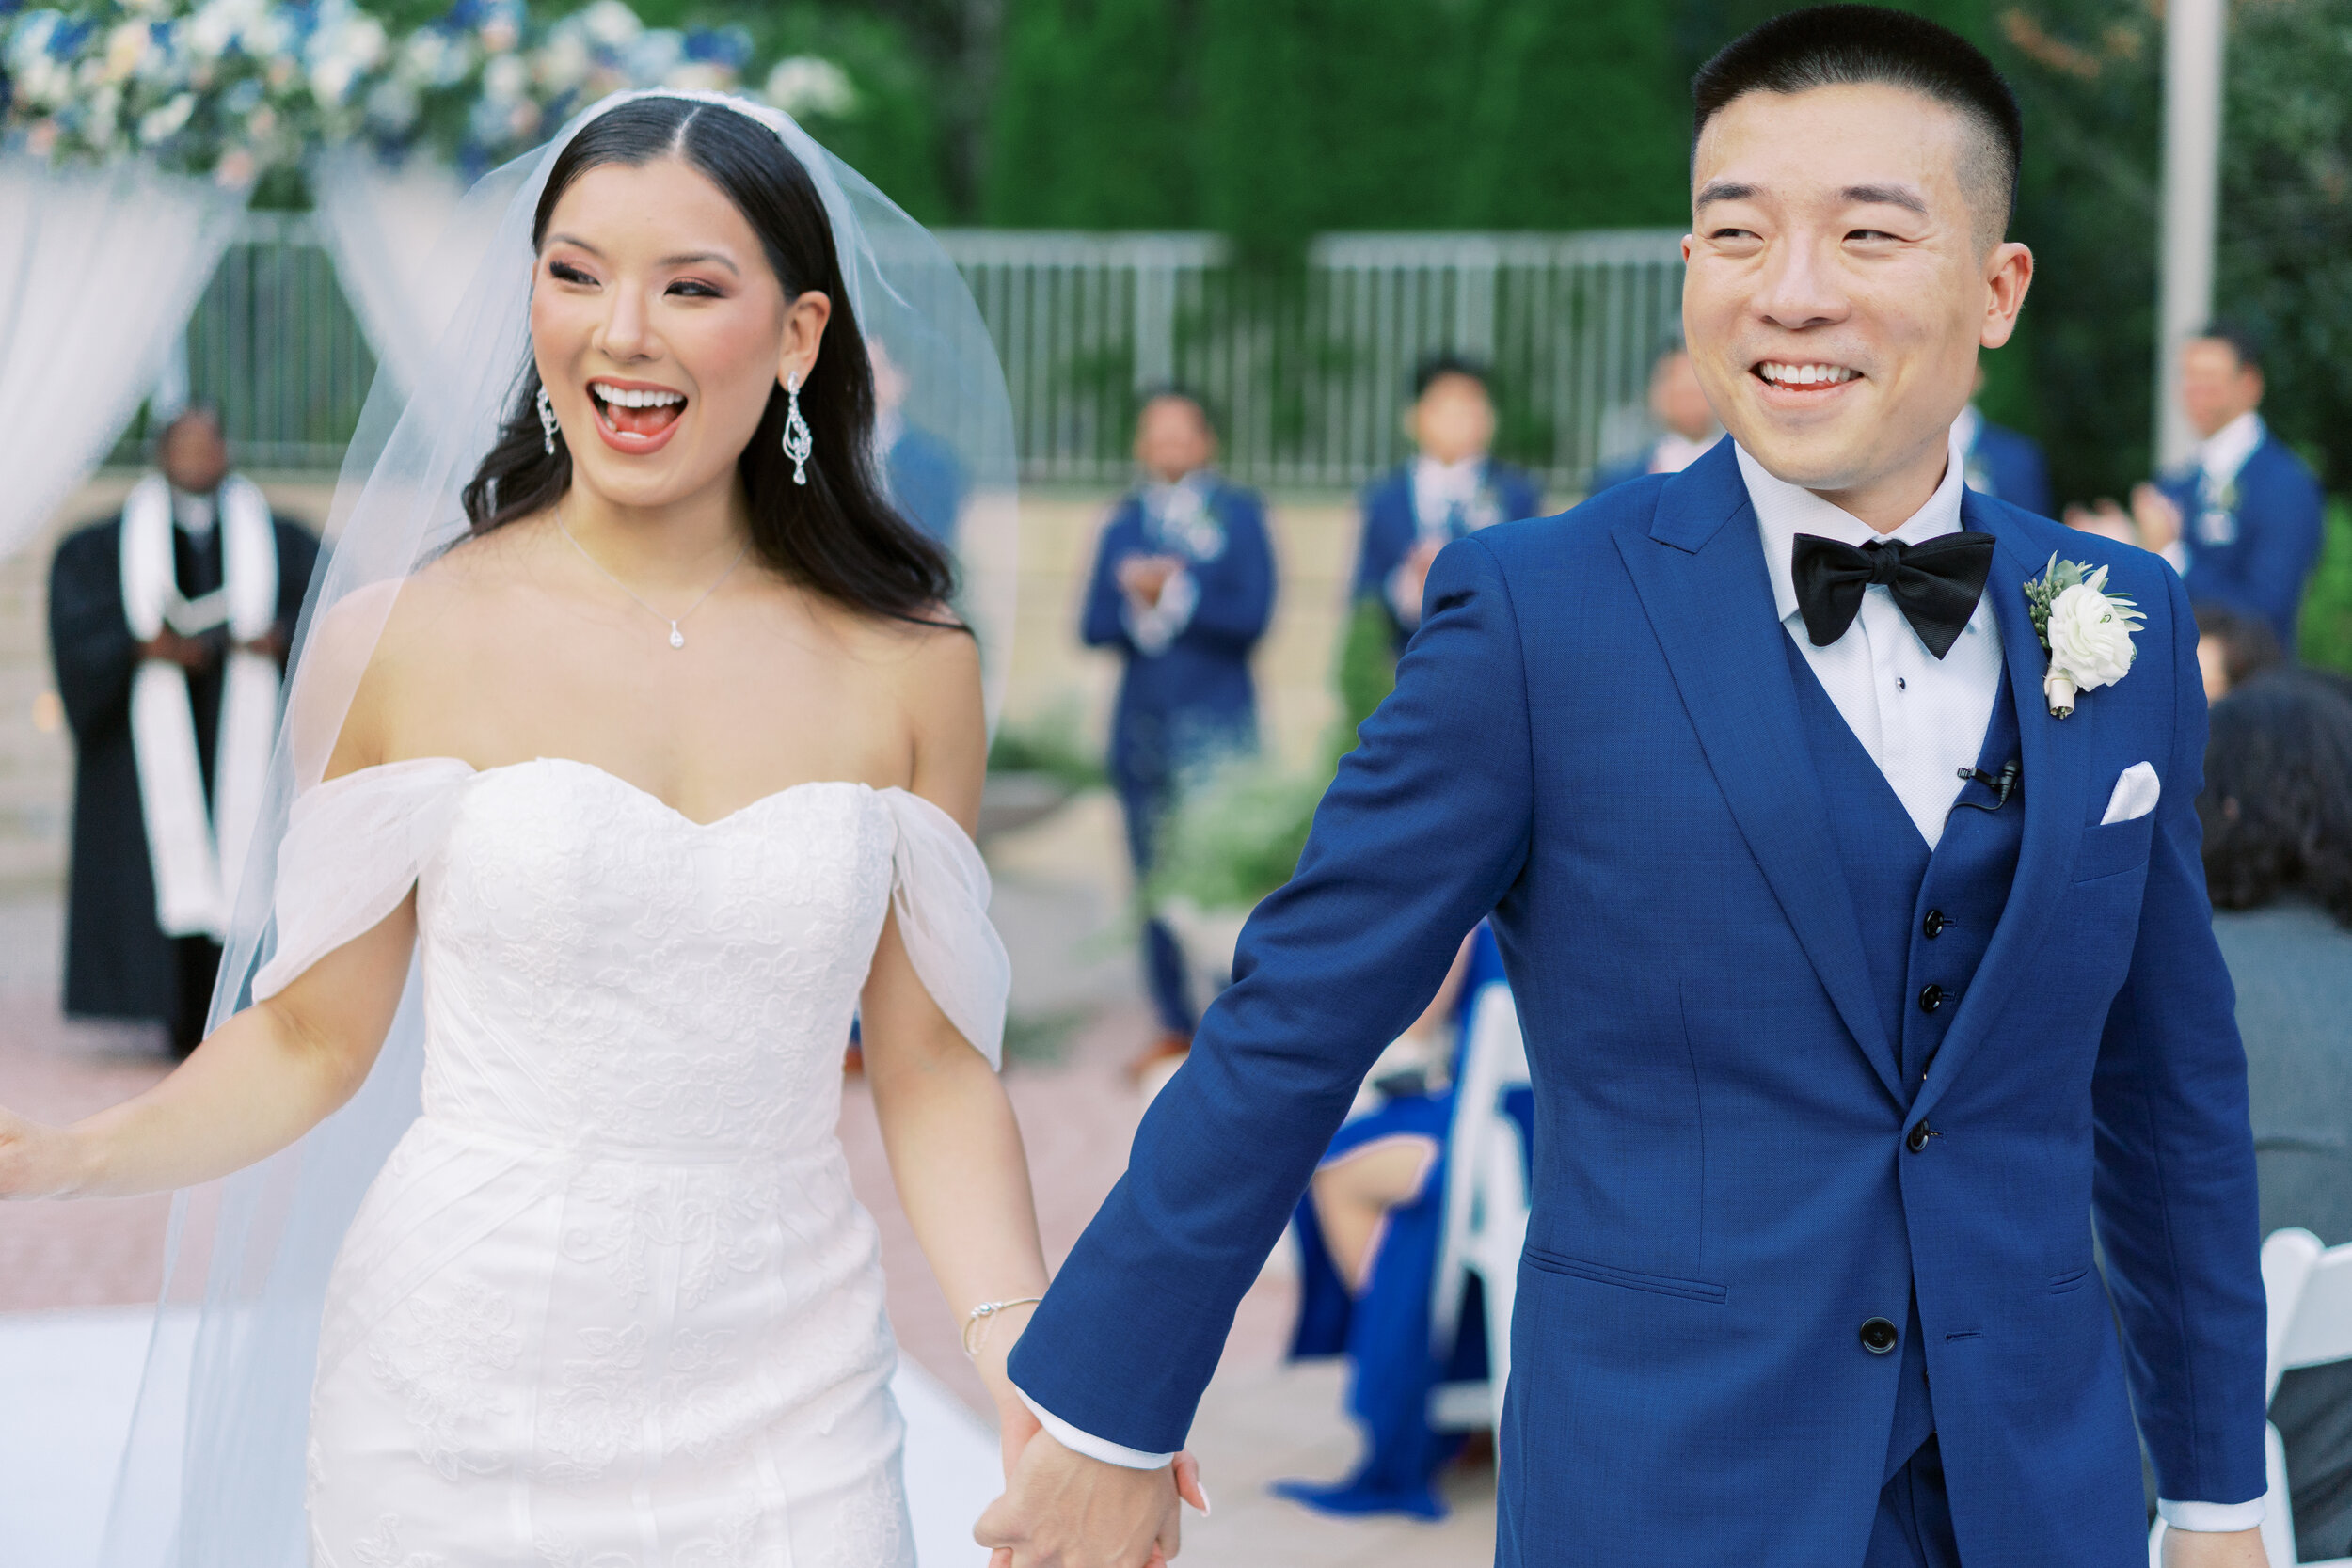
[2303,500,2352,676]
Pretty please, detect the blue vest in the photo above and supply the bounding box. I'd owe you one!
[1785,636,2026,1480]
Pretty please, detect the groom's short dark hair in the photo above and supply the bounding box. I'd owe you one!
[1692,5,2023,246]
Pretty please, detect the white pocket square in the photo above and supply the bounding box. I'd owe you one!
[2101,761,2161,825]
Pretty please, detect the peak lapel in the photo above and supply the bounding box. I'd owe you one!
[1912,501,2096,1123]
[1615,449,1906,1105]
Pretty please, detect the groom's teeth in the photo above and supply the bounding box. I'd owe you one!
[590,383,686,408]
[1759,362,1857,388]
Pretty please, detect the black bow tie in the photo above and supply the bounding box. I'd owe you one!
[1789,531,1995,659]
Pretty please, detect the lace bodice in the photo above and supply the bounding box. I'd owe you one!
[257,756,1005,1160]
[270,756,1007,1567]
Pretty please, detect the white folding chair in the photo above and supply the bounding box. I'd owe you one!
[1427,979,1532,1433]
[2149,1227,2352,1567]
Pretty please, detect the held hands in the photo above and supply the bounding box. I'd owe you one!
[1115,556,1184,610]
[2131,483,2185,554]
[977,1432,1208,1568]
[137,626,216,672]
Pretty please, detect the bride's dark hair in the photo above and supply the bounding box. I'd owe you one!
[460,95,958,627]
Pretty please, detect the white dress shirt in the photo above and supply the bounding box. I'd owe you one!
[1022,446,2265,1528]
[1647,430,1717,476]
[1736,442,2002,851]
[169,485,216,541]
[2158,410,2266,577]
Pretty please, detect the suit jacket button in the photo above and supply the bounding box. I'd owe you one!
[1918,983,1945,1013]
[1907,1122,1932,1153]
[1860,1317,1899,1354]
[1923,911,1947,939]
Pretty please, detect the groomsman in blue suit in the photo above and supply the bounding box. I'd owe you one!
[1954,368,2052,516]
[2130,325,2326,653]
[986,10,2267,1567]
[1588,342,1724,495]
[1351,356,1544,651]
[1081,390,1277,1069]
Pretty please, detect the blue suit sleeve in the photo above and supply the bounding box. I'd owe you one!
[1185,496,1275,653]
[1352,479,1403,603]
[2214,458,2325,644]
[1009,535,1537,1451]
[1081,513,1135,652]
[2090,566,2268,1508]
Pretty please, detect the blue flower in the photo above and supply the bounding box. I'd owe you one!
[682,24,749,70]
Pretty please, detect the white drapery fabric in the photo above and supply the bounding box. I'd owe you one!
[119,473,282,938]
[305,148,475,395]
[0,156,246,562]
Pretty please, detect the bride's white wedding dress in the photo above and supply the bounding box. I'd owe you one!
[247,753,1007,1568]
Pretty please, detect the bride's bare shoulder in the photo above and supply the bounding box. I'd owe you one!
[312,523,550,769]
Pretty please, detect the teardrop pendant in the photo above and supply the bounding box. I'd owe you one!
[668,624,686,650]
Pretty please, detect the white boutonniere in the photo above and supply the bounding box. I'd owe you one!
[2024,554,2144,719]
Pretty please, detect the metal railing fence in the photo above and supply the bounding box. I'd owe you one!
[116,212,378,471]
[124,216,1685,490]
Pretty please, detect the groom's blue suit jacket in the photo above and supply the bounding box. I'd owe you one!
[1011,440,2266,1564]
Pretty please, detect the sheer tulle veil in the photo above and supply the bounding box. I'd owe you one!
[98,89,1018,1567]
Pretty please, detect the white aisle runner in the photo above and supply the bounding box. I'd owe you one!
[0,1307,1000,1567]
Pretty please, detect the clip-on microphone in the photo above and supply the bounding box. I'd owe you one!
[1952,759,2020,813]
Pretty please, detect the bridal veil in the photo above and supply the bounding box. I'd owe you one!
[97,89,1019,1567]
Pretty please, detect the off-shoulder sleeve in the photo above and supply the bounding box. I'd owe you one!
[251,758,474,1000]
[880,788,1009,1069]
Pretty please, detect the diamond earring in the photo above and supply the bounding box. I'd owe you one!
[535,385,560,456]
[783,370,812,486]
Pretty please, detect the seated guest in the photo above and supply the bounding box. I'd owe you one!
[2201,673,2352,1561]
[1587,343,1721,496]
[1281,927,1513,1519]
[1081,389,1276,1072]
[1952,366,2051,515]
[2194,603,2285,704]
[2138,323,2325,650]
[1351,357,1543,656]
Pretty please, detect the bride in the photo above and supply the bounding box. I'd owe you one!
[0,91,1195,1566]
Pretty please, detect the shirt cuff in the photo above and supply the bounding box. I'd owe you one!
[1015,1387,1174,1470]
[2157,1497,2265,1532]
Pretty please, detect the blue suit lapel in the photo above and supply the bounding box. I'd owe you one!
[1614,443,1906,1104]
[1911,496,2096,1122]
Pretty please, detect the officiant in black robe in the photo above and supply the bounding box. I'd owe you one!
[47,410,319,1053]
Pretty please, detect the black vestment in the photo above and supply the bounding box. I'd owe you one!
[47,501,320,1048]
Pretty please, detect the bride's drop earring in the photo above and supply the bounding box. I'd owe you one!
[783,370,812,486]
[536,385,561,456]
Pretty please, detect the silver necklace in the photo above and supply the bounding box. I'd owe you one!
[554,507,750,650]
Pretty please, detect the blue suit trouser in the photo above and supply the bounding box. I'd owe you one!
[1866,1434,1961,1568]
[1117,778,1196,1037]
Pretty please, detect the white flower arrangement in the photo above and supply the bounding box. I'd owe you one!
[1,0,860,182]
[2024,554,2144,718]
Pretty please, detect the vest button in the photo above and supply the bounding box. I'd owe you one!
[1918,983,1945,1013]
[1923,910,1947,939]
[1907,1122,1933,1153]
[1860,1316,1899,1354]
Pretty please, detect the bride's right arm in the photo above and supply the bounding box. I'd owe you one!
[0,587,424,1202]
[0,891,419,1201]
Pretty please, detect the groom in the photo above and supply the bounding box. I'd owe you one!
[982,9,2267,1566]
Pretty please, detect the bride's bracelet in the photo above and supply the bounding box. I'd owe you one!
[961,1296,1043,1359]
